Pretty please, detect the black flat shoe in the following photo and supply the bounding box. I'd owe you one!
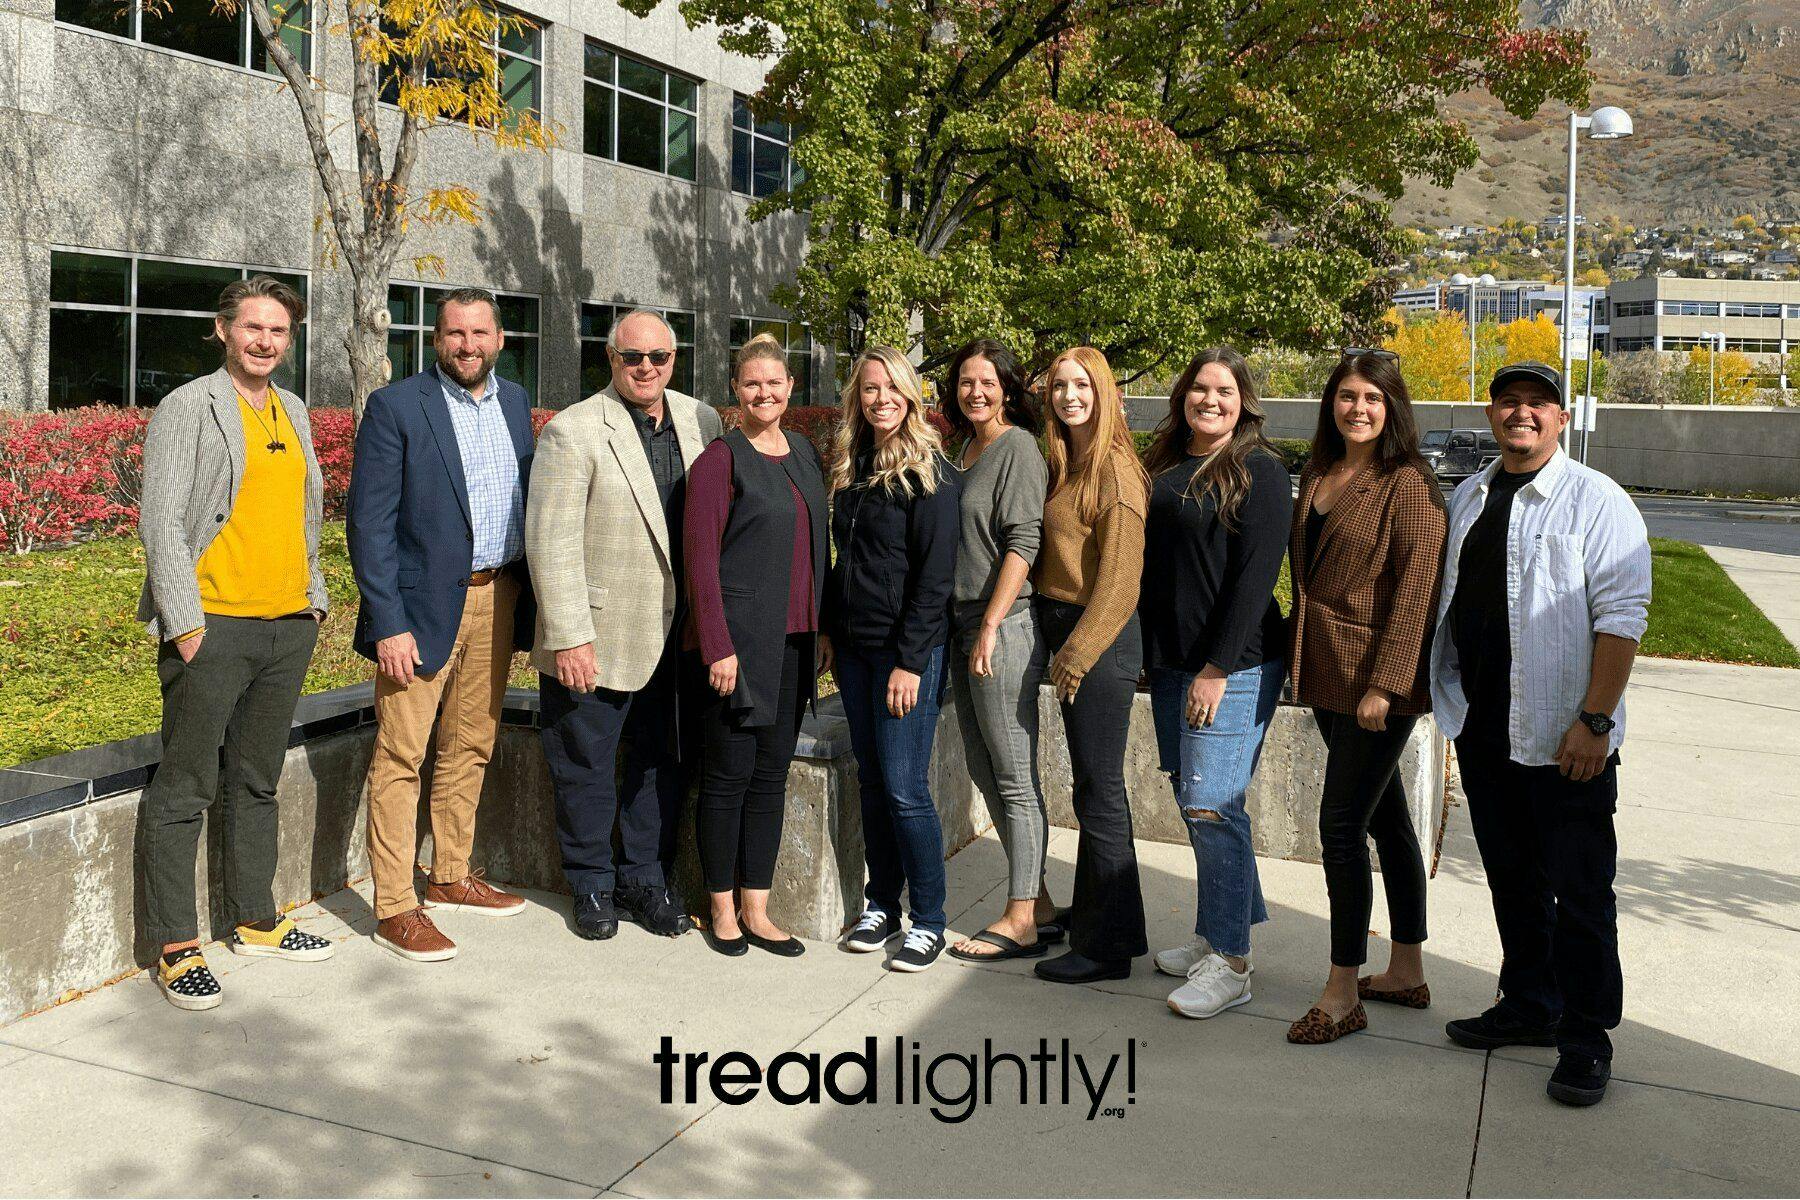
[704,928,749,957]
[1446,1005,1558,1050]
[1547,1054,1610,1107]
[1034,949,1130,984]
[745,928,806,958]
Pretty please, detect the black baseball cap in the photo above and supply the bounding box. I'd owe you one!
[1488,361,1564,406]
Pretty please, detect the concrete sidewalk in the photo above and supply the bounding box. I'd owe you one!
[2,657,1796,1197]
[1703,544,1800,649]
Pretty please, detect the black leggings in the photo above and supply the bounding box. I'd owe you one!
[1314,708,1429,968]
[696,637,805,893]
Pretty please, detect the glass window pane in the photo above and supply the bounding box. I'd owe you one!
[754,114,787,141]
[617,93,664,171]
[792,357,811,404]
[617,56,663,99]
[753,139,787,198]
[387,330,417,383]
[422,287,449,329]
[137,259,241,313]
[497,16,538,58]
[666,311,695,344]
[48,310,128,409]
[252,0,310,73]
[666,110,695,181]
[254,270,309,304]
[729,318,750,347]
[581,339,611,395]
[270,324,306,399]
[584,81,614,159]
[139,0,242,67]
[753,319,785,344]
[731,129,753,194]
[50,251,130,306]
[388,285,419,328]
[667,75,696,111]
[584,41,614,81]
[672,355,695,398]
[733,95,752,131]
[55,0,130,37]
[500,55,538,121]
[579,303,614,340]
[134,314,219,406]
[496,294,539,334]
[495,339,538,403]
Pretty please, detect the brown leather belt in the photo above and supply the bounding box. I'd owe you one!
[464,568,502,587]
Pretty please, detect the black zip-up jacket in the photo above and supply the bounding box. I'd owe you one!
[824,452,961,673]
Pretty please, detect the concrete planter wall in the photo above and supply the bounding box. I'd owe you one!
[0,687,1444,1026]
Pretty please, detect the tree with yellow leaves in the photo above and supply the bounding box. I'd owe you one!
[1498,313,1562,367]
[1384,310,1473,407]
[1674,347,1759,406]
[206,0,555,416]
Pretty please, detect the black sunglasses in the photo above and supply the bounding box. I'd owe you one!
[1340,346,1399,363]
[613,348,674,366]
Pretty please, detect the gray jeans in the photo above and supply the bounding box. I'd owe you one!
[950,606,1049,900]
[140,614,318,944]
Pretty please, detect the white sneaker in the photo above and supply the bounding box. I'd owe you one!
[1155,935,1214,977]
[1166,953,1253,1020]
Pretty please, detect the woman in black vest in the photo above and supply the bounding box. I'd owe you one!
[683,333,830,957]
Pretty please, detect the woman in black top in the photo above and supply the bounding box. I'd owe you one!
[1139,347,1293,1020]
[683,334,829,958]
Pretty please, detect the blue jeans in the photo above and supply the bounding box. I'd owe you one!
[1148,660,1284,958]
[836,643,948,933]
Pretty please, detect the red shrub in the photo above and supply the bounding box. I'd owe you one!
[307,406,356,518]
[0,407,147,554]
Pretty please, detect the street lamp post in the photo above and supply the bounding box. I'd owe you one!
[1699,330,1724,406]
[1449,271,1495,424]
[1561,106,1633,450]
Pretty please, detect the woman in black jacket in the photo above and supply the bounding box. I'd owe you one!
[822,346,961,973]
[683,333,829,958]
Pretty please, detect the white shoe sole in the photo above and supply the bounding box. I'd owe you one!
[1156,953,1251,978]
[373,933,458,962]
[842,931,899,953]
[425,899,525,918]
[159,983,222,1011]
[886,954,940,973]
[230,940,335,962]
[1168,989,1252,1020]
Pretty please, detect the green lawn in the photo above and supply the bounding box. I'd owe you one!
[0,530,1791,769]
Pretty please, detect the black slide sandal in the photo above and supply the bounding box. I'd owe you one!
[947,930,1050,962]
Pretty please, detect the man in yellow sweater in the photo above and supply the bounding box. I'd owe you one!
[136,277,333,1011]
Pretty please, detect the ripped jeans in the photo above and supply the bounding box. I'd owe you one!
[1148,660,1285,958]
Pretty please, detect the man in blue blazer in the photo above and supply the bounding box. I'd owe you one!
[348,287,537,963]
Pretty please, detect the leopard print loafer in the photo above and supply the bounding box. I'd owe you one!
[1357,978,1431,1009]
[1287,1003,1368,1044]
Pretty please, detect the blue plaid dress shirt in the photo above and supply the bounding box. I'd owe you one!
[436,365,524,571]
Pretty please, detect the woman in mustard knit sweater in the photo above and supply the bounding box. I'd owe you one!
[1032,346,1151,984]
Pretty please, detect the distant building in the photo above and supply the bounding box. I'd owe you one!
[1601,276,1800,387]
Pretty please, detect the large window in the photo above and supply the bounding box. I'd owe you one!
[1610,300,1655,318]
[731,95,803,198]
[378,5,541,129]
[1723,302,1783,318]
[48,249,308,409]
[1662,336,1719,352]
[730,317,812,403]
[387,284,540,403]
[1608,337,1653,352]
[1661,300,1721,317]
[583,43,697,181]
[56,0,311,75]
[579,304,696,398]
[1725,338,1782,355]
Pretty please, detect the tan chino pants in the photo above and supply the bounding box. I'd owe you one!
[366,575,517,920]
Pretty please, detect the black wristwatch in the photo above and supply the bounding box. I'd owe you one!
[1578,710,1615,737]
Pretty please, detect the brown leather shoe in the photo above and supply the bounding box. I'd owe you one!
[1358,977,1432,1009]
[1287,1003,1368,1045]
[425,870,525,918]
[374,907,458,962]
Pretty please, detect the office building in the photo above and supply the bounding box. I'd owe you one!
[1601,276,1799,385]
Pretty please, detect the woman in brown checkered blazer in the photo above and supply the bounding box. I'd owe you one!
[1285,350,1447,1046]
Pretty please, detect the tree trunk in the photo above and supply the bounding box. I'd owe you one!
[345,283,392,420]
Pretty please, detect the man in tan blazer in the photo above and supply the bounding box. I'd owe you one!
[527,310,723,941]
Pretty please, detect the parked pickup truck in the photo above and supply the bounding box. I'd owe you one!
[1419,428,1500,481]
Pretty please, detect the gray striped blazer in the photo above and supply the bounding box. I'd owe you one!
[136,366,328,639]
[525,383,721,690]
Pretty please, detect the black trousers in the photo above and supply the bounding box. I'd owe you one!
[1457,736,1623,1061]
[1314,709,1429,967]
[539,637,687,897]
[1036,598,1147,962]
[695,636,806,893]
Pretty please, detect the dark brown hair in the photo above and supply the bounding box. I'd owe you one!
[216,275,305,329]
[942,338,1042,441]
[1142,346,1278,529]
[433,286,501,334]
[1307,352,1430,475]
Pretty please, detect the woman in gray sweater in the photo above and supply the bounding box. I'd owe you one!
[943,339,1065,963]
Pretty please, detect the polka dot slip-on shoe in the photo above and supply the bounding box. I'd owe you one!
[230,918,335,962]
[157,952,223,1011]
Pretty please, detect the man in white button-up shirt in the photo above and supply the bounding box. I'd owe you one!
[1430,362,1651,1110]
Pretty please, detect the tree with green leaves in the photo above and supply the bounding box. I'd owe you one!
[207,0,553,415]
[624,0,1588,379]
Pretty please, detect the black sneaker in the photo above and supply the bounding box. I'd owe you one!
[1547,1053,1610,1107]
[616,882,693,937]
[888,927,945,973]
[1446,1005,1558,1050]
[573,892,618,941]
[842,908,901,953]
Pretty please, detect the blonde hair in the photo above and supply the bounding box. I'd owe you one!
[829,346,944,497]
[732,331,789,380]
[1043,345,1148,523]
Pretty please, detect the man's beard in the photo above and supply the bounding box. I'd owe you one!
[438,349,496,389]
